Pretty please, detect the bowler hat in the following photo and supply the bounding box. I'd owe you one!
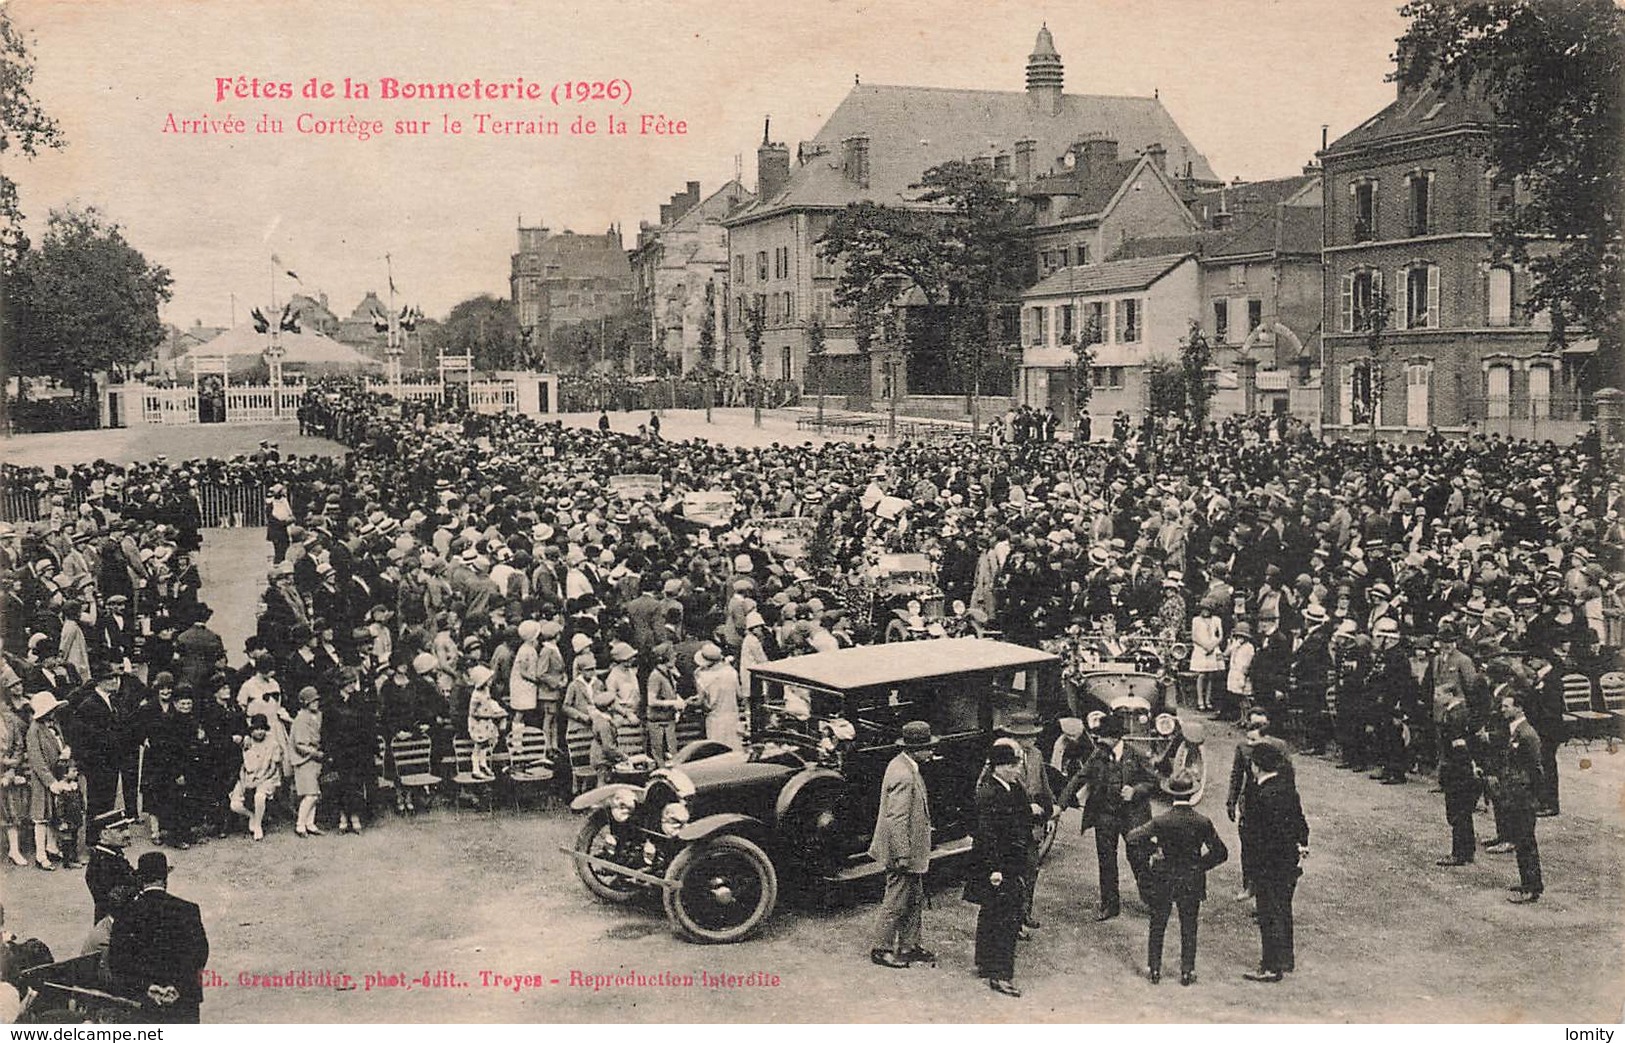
[1165,770,1199,797]
[1095,714,1126,739]
[896,720,939,750]
[996,710,1044,738]
[135,851,170,884]
[987,741,1021,767]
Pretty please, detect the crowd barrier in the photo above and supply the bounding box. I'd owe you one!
[0,480,269,528]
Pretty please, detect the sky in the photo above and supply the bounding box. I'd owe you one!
[8,0,1410,330]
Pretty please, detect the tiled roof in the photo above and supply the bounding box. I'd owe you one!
[1194,173,1319,213]
[1111,205,1321,263]
[731,84,1217,222]
[1324,81,1497,156]
[1024,253,1192,298]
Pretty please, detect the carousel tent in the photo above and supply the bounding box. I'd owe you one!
[170,324,383,371]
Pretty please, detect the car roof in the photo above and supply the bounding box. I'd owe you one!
[751,637,1059,692]
[877,552,932,573]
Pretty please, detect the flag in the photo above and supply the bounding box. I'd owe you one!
[371,310,389,333]
[400,305,417,332]
[279,304,301,333]
[251,307,270,334]
[285,270,301,282]
[388,274,397,295]
[270,254,282,265]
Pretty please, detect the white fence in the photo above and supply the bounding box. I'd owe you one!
[110,378,523,426]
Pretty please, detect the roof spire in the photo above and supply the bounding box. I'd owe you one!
[1026,25,1064,109]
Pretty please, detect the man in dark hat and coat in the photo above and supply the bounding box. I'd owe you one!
[965,741,1032,997]
[109,852,209,1023]
[1058,713,1157,921]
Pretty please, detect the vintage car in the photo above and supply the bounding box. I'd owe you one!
[840,552,960,642]
[565,637,1061,943]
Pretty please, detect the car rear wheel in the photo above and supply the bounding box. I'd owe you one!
[573,809,642,904]
[663,835,779,943]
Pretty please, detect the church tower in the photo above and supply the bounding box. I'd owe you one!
[1026,24,1064,114]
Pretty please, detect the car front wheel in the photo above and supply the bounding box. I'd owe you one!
[663,834,779,943]
[573,808,642,904]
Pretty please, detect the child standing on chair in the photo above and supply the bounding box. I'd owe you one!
[466,665,507,780]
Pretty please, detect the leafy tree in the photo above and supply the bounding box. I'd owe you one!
[1071,315,1102,424]
[1143,356,1185,417]
[428,294,522,371]
[1356,282,1395,434]
[913,160,1031,432]
[744,296,766,427]
[819,203,942,393]
[1395,0,1624,386]
[1179,322,1215,429]
[806,315,828,428]
[697,280,717,423]
[0,8,66,429]
[9,206,172,401]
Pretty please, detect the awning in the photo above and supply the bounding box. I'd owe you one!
[1562,338,1599,355]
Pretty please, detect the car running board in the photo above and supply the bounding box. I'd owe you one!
[830,837,975,882]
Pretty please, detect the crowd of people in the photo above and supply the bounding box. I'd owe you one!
[2,376,1621,1006]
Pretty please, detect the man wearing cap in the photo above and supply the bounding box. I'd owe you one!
[605,642,642,724]
[965,741,1032,996]
[868,720,936,970]
[643,643,685,764]
[86,809,140,923]
[1058,714,1158,921]
[1127,769,1228,986]
[109,852,209,1023]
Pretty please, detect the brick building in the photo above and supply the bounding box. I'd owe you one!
[720,25,1218,404]
[1319,81,1582,439]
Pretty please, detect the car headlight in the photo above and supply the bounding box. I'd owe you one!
[608,790,637,823]
[659,801,691,838]
[1153,713,1177,737]
[1085,710,1106,731]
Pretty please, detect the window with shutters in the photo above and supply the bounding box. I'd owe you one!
[757,251,769,281]
[1407,171,1433,236]
[1487,267,1513,326]
[1247,299,1263,336]
[1085,301,1106,341]
[1076,242,1091,265]
[1057,247,1070,268]
[1060,305,1075,343]
[780,346,793,381]
[1353,180,1378,241]
[784,291,794,324]
[1405,362,1431,428]
[1485,364,1511,418]
[1213,300,1229,343]
[734,254,745,281]
[1527,363,1552,419]
[1342,269,1384,332]
[1403,264,1439,329]
[1116,299,1141,343]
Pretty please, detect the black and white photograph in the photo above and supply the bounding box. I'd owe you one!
[1,0,1621,1027]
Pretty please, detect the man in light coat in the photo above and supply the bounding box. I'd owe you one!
[692,643,741,748]
[867,720,936,969]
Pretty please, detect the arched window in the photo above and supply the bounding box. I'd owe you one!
[1487,267,1513,326]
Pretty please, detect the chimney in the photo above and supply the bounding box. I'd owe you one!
[1212,185,1233,230]
[1014,139,1036,183]
[1144,142,1167,173]
[757,118,791,200]
[841,135,870,188]
[1072,137,1118,176]
[1026,24,1064,115]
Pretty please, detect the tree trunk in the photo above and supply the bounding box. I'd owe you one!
[705,375,713,424]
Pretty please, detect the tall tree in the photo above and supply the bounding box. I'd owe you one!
[1395,0,1624,386]
[1179,322,1215,430]
[697,280,717,423]
[0,7,67,430]
[9,206,172,400]
[913,160,1031,432]
[428,294,522,371]
[744,296,766,427]
[1071,314,1101,428]
[806,315,828,429]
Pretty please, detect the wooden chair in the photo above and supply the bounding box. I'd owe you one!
[1598,671,1625,737]
[387,735,442,814]
[617,719,647,761]
[505,724,556,810]
[1560,672,1608,746]
[449,737,498,814]
[565,721,595,795]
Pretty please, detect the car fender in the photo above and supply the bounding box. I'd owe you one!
[569,783,646,813]
[676,812,767,844]
[773,766,844,823]
[1178,720,1207,745]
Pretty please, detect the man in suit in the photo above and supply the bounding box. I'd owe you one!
[73,660,136,817]
[996,711,1055,932]
[1225,708,1293,903]
[1242,741,1308,982]
[109,852,210,1023]
[173,604,226,693]
[1128,769,1228,985]
[1493,689,1545,903]
[867,720,935,968]
[965,741,1032,997]
[85,808,140,924]
[1058,714,1157,920]
[1433,687,1482,866]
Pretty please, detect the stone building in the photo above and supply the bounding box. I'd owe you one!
[629,180,753,374]
[720,25,1218,405]
[510,222,634,351]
